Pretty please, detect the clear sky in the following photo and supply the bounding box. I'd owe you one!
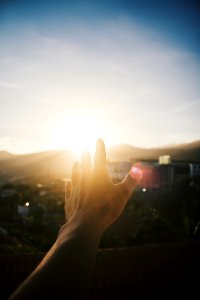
[0,0,200,154]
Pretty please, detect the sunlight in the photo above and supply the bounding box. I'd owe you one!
[130,165,143,181]
[50,112,111,157]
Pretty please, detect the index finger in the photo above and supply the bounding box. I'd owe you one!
[93,139,107,174]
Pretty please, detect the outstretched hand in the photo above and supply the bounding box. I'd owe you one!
[64,139,142,235]
[8,139,142,300]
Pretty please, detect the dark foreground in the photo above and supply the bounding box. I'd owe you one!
[1,240,199,299]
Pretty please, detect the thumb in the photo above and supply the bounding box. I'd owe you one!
[118,166,143,200]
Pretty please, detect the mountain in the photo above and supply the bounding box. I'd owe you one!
[0,151,15,160]
[0,150,76,184]
[0,140,200,183]
[107,140,200,162]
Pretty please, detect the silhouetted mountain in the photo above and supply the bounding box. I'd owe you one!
[107,140,200,162]
[0,150,75,184]
[0,140,199,183]
[0,151,15,160]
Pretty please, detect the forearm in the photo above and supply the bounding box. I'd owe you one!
[9,216,102,299]
[8,138,138,300]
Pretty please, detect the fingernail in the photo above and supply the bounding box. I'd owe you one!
[96,138,104,146]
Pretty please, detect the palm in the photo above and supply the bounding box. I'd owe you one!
[66,139,141,231]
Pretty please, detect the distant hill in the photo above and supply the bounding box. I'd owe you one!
[0,151,15,160]
[0,140,200,183]
[107,140,200,162]
[0,150,75,184]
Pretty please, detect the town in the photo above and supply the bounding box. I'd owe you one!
[1,155,200,254]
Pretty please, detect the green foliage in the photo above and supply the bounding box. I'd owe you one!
[1,175,200,253]
[100,175,200,248]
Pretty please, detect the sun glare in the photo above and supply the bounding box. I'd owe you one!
[50,113,111,157]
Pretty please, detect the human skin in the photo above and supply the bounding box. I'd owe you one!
[9,139,142,299]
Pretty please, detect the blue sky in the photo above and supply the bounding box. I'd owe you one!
[0,0,200,154]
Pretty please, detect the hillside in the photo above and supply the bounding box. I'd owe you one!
[0,140,200,183]
[107,140,200,162]
[0,150,75,183]
[0,151,15,160]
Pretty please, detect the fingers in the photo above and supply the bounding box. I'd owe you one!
[71,162,80,186]
[66,162,80,219]
[65,180,72,219]
[81,151,92,178]
[67,154,92,215]
[67,140,107,217]
[71,153,92,186]
[81,151,92,199]
[65,180,71,199]
[94,139,107,174]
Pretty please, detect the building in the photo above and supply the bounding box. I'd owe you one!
[107,157,199,190]
[189,163,200,177]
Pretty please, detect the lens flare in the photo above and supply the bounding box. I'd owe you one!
[130,165,143,181]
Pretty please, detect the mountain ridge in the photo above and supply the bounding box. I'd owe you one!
[1,139,200,158]
[106,140,200,162]
[0,140,200,183]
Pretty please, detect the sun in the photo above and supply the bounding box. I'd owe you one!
[50,112,111,157]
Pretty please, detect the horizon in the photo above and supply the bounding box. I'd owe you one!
[0,0,200,154]
[0,138,200,156]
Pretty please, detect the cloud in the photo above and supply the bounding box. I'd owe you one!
[0,18,200,152]
[0,135,36,154]
[170,99,200,114]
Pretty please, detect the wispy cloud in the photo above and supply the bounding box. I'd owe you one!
[170,99,200,114]
[0,18,200,152]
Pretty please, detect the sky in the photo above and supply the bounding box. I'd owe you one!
[0,0,200,155]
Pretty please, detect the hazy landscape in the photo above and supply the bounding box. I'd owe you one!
[1,0,200,299]
[0,140,200,184]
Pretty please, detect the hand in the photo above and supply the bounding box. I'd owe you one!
[8,139,142,300]
[64,139,142,234]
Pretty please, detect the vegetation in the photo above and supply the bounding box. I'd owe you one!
[0,140,200,182]
[0,175,200,254]
[101,175,200,247]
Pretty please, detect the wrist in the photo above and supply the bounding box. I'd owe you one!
[57,211,104,248]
